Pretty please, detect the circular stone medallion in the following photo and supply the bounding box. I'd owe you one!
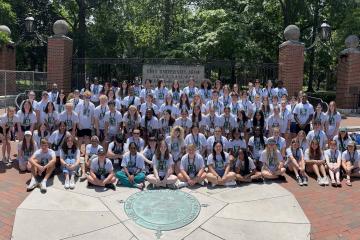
[124,189,201,231]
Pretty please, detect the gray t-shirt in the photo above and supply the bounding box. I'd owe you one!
[207,152,230,171]
[33,148,56,165]
[152,154,174,177]
[180,153,205,177]
[90,157,113,178]
[121,152,145,174]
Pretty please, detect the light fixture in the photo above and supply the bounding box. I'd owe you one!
[320,20,331,42]
[25,16,35,33]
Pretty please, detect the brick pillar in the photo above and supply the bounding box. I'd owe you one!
[278,41,305,97]
[336,50,360,110]
[0,43,17,96]
[47,36,73,94]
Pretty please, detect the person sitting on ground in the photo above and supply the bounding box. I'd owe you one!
[146,140,178,188]
[333,128,351,153]
[286,138,308,186]
[260,138,286,180]
[107,133,125,166]
[17,131,37,172]
[79,136,103,181]
[234,148,262,183]
[116,142,146,189]
[165,126,186,175]
[87,148,116,190]
[307,120,327,150]
[177,144,206,188]
[304,139,329,186]
[324,140,342,187]
[27,139,56,193]
[124,128,145,152]
[59,135,80,190]
[342,141,360,186]
[206,141,236,187]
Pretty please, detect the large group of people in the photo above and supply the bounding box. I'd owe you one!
[0,77,359,193]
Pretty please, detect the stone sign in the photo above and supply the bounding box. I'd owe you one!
[142,64,205,88]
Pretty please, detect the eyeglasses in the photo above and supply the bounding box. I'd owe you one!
[133,132,140,135]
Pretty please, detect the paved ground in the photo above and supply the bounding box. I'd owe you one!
[0,115,359,240]
[11,176,310,240]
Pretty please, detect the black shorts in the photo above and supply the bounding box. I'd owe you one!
[95,173,109,180]
[21,125,31,132]
[98,129,105,142]
[295,123,311,134]
[77,128,92,137]
[0,126,9,135]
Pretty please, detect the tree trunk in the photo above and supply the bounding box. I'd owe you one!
[77,0,86,89]
[307,0,319,93]
[163,0,171,43]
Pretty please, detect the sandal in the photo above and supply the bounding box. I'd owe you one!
[346,179,352,186]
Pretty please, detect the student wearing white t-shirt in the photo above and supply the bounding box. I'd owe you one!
[306,120,328,150]
[286,138,308,186]
[59,102,79,136]
[154,79,168,107]
[122,105,141,135]
[48,122,71,158]
[333,128,351,153]
[205,90,224,115]
[124,129,145,152]
[104,100,123,142]
[203,107,221,137]
[304,139,329,186]
[175,109,192,135]
[268,127,286,158]
[139,79,154,103]
[75,90,95,145]
[140,94,159,117]
[17,100,37,140]
[182,78,198,102]
[17,131,37,172]
[206,127,229,153]
[160,93,179,118]
[140,108,159,139]
[184,124,207,156]
[0,107,18,164]
[248,127,267,169]
[206,141,236,187]
[235,148,262,183]
[260,138,286,180]
[341,141,360,186]
[59,135,80,189]
[116,142,146,189]
[107,134,125,165]
[42,102,59,133]
[27,139,56,193]
[79,136,103,181]
[219,107,236,137]
[122,86,141,110]
[177,144,207,188]
[293,93,314,134]
[228,128,247,160]
[325,101,341,142]
[313,103,327,131]
[94,95,109,143]
[90,78,103,104]
[324,140,342,187]
[165,126,186,174]
[146,140,178,188]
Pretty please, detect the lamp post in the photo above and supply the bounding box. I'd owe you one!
[25,16,34,34]
[306,19,332,92]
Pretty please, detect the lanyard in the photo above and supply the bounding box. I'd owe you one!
[192,133,199,146]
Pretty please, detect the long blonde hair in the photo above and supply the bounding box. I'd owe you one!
[265,144,279,166]
[170,126,185,145]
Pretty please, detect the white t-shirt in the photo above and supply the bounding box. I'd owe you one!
[140,116,159,132]
[268,136,286,152]
[124,137,145,152]
[75,101,95,129]
[199,89,212,102]
[122,96,141,109]
[85,144,103,159]
[48,130,71,156]
[33,148,56,165]
[207,152,230,171]
[294,102,314,124]
[219,95,231,107]
[248,136,267,159]
[182,86,198,101]
[180,153,205,177]
[259,149,283,170]
[202,114,221,132]
[17,110,37,127]
[36,100,48,120]
[184,133,207,152]
[229,139,247,156]
[0,113,19,128]
[90,84,103,102]
[152,154,174,177]
[174,117,192,130]
[286,147,303,162]
[165,136,185,161]
[122,112,141,131]
[104,110,122,135]
[94,105,109,130]
[304,149,325,161]
[59,111,79,131]
[121,152,145,174]
[18,141,38,159]
[229,101,243,115]
[235,158,256,173]
[324,149,341,165]
[60,149,80,162]
[333,135,351,153]
[169,90,182,103]
[33,130,50,148]
[325,112,341,136]
[206,100,224,115]
[41,112,59,127]
[140,103,159,116]
[218,114,237,133]
[154,87,169,106]
[206,136,229,152]
[306,130,328,150]
[342,150,360,164]
[160,104,179,117]
[140,88,154,101]
[90,158,113,177]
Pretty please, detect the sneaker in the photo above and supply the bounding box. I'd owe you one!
[40,181,47,193]
[317,177,323,186]
[80,175,87,182]
[322,176,329,186]
[135,182,145,190]
[211,183,217,188]
[27,178,38,191]
[69,176,75,189]
[331,179,337,187]
[167,183,178,189]
[64,178,70,189]
[199,181,205,186]
[296,176,303,186]
[105,183,116,191]
[75,168,82,177]
[87,181,94,188]
[302,176,308,186]
[278,175,287,181]
[224,180,237,186]
[176,181,188,188]
[336,180,342,187]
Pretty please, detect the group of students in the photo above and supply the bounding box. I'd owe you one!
[0,77,359,193]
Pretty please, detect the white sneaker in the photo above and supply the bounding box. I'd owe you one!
[199,181,205,186]
[176,181,188,188]
[27,178,38,191]
[64,178,70,189]
[40,180,47,193]
[317,177,323,186]
[322,176,329,185]
[69,176,75,189]
[225,180,237,186]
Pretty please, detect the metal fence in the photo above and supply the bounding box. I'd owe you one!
[0,70,47,108]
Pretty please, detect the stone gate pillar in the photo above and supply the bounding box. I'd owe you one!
[278,25,305,97]
[336,35,360,112]
[0,25,16,96]
[47,20,73,94]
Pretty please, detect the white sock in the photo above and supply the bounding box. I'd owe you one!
[42,179,47,183]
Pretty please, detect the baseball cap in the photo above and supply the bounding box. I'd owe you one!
[267,138,276,145]
[24,131,32,136]
[98,148,106,155]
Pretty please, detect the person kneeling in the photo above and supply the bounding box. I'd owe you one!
[235,149,262,183]
[260,138,286,180]
[87,149,116,190]
[206,141,236,187]
[177,144,207,188]
[146,140,178,188]
[27,139,56,193]
[116,142,146,189]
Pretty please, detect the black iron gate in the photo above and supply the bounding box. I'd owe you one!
[72,58,278,90]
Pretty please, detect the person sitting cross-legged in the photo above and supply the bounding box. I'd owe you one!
[234,148,262,183]
[176,144,207,188]
[87,148,116,190]
[116,142,146,189]
[27,139,56,193]
[260,138,286,180]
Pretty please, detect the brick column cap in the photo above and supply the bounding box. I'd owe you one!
[48,35,73,42]
[340,48,360,56]
[279,40,304,49]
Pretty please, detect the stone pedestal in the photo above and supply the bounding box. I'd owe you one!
[0,44,16,95]
[47,36,73,94]
[278,41,305,97]
[336,50,360,110]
